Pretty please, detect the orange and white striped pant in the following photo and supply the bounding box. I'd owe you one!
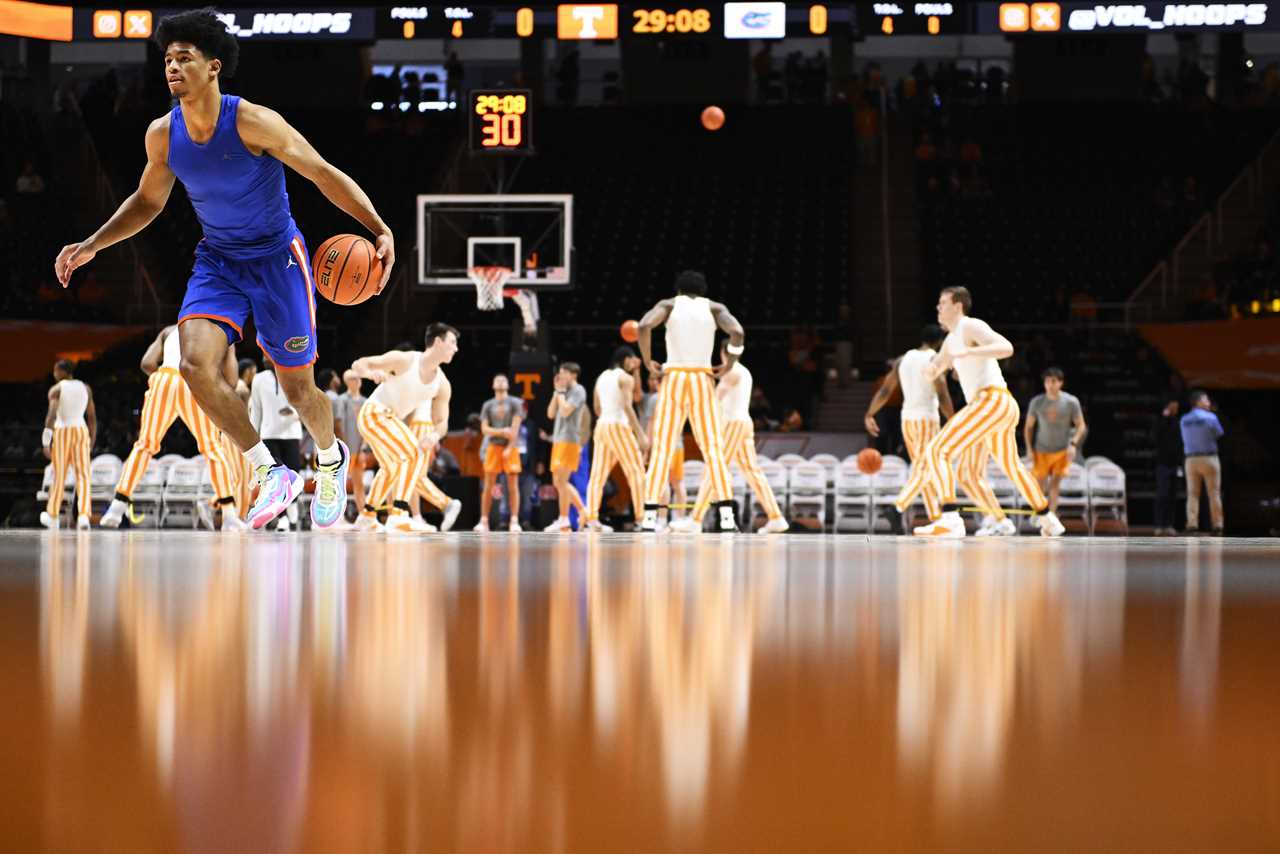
[585,422,646,522]
[899,388,1046,514]
[644,368,732,506]
[894,419,1005,521]
[47,425,91,518]
[691,419,782,523]
[116,368,236,504]
[223,432,251,519]
[359,407,449,514]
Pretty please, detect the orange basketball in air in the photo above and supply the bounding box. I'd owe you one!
[620,319,639,343]
[312,233,383,306]
[701,105,725,131]
[856,447,883,475]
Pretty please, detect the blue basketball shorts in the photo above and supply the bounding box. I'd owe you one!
[178,233,318,370]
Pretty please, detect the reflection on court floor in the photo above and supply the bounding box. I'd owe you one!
[10,532,1279,853]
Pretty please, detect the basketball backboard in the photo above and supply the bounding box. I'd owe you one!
[416,194,573,289]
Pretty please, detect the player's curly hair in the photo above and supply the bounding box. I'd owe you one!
[154,8,239,79]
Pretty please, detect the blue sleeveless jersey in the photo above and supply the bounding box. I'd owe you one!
[168,94,296,259]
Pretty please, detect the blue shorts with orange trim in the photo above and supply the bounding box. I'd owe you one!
[179,232,318,369]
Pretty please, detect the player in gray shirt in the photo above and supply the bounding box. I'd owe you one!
[545,362,589,531]
[477,374,525,531]
[1024,367,1088,514]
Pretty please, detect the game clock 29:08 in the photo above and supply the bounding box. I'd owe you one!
[469,89,532,154]
[631,8,714,34]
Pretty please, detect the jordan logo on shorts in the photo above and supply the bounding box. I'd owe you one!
[285,256,297,270]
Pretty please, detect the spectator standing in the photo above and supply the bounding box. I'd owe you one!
[1180,390,1225,534]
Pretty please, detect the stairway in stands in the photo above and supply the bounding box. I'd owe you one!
[815,382,877,432]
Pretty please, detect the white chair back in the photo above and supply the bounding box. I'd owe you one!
[775,453,806,470]
[788,462,827,495]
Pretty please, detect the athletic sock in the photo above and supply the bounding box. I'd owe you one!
[245,441,275,470]
[317,441,341,467]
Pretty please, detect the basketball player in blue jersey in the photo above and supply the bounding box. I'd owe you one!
[52,8,395,530]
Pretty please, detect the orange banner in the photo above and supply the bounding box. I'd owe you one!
[0,321,147,382]
[1139,317,1280,389]
[0,0,73,41]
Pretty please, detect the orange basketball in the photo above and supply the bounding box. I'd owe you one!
[312,233,383,306]
[856,447,883,475]
[620,319,639,343]
[701,105,725,131]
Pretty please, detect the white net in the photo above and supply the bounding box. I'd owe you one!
[508,288,540,335]
[469,266,513,311]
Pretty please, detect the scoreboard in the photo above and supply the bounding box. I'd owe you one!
[469,89,533,154]
[7,1,1280,42]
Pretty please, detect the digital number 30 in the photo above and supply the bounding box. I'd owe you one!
[482,113,523,147]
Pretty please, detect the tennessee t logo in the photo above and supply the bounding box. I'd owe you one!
[514,373,541,400]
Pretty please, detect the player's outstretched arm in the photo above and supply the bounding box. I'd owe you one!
[55,118,175,288]
[709,301,745,375]
[237,101,395,294]
[351,351,414,385]
[637,299,674,377]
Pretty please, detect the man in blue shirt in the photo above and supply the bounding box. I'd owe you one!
[1179,390,1224,534]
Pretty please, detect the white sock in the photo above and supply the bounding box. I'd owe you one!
[107,498,127,516]
[245,441,275,470]
[316,441,341,466]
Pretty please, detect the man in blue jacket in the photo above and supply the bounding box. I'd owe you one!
[1179,390,1224,535]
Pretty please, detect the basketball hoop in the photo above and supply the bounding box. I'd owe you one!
[469,265,513,311]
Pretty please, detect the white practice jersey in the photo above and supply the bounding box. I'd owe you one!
[595,368,630,425]
[54,379,88,428]
[946,316,1006,403]
[720,361,752,423]
[161,326,182,370]
[664,295,716,369]
[368,353,444,420]
[898,348,940,422]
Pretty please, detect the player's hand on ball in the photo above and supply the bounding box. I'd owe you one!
[864,414,880,437]
[55,240,96,288]
[374,231,394,294]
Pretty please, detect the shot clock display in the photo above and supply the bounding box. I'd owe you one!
[631,7,715,34]
[469,89,533,154]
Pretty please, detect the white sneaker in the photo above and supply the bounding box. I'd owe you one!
[913,511,966,538]
[988,518,1018,537]
[440,499,462,532]
[385,516,437,534]
[221,513,248,532]
[668,517,702,534]
[1036,511,1066,537]
[76,514,91,530]
[973,514,998,536]
[639,510,659,532]
[99,499,127,529]
[40,512,59,530]
[543,517,571,533]
[717,506,739,533]
[758,517,790,535]
[473,519,490,532]
[508,518,522,532]
[196,501,216,531]
[355,514,384,533]
[585,520,613,532]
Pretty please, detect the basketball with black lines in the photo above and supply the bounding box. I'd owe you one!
[312,233,383,306]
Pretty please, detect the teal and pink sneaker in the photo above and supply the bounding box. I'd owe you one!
[248,464,304,530]
[310,439,350,529]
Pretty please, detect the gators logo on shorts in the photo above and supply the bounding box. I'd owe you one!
[284,336,310,353]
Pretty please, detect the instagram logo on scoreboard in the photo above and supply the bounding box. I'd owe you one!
[999,3,1061,32]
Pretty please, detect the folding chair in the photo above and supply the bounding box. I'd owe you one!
[130,467,166,527]
[161,459,205,528]
[1087,464,1128,535]
[757,461,790,520]
[90,455,124,516]
[832,464,873,533]
[788,462,828,529]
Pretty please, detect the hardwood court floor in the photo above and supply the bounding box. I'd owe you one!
[1,530,1278,853]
